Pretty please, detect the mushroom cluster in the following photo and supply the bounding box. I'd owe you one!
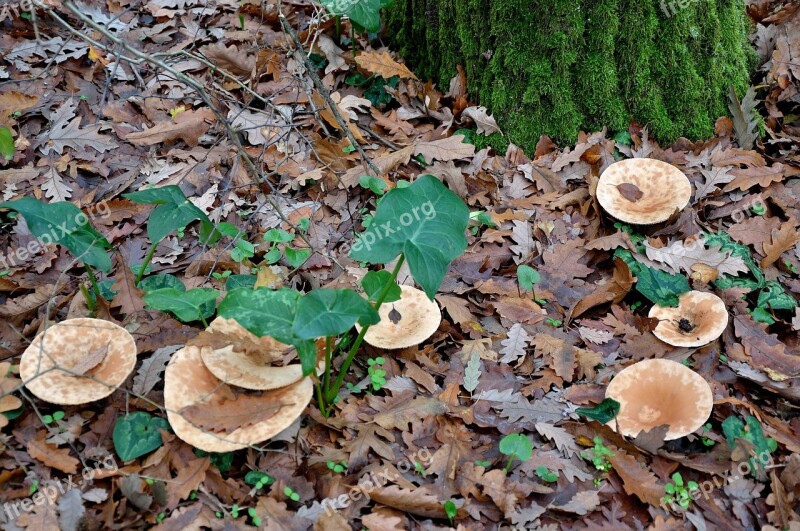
[20,318,137,405]
[163,318,313,452]
[605,358,713,440]
[356,285,442,350]
[596,158,692,225]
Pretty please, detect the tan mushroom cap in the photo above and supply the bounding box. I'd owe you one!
[597,159,692,224]
[164,345,312,452]
[605,358,713,440]
[649,291,728,348]
[20,318,137,405]
[198,318,303,390]
[356,285,441,349]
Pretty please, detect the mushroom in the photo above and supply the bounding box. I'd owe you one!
[20,318,137,405]
[605,358,713,440]
[649,291,728,347]
[596,159,692,224]
[356,285,441,349]
[163,345,312,452]
[198,318,304,390]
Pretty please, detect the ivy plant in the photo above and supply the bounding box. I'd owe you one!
[124,185,218,284]
[0,198,112,308]
[0,127,14,160]
[218,175,469,416]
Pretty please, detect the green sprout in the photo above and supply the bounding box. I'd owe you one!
[327,460,348,474]
[244,471,275,491]
[42,410,65,425]
[581,437,614,472]
[663,472,698,509]
[248,507,262,527]
[414,461,427,476]
[535,466,559,483]
[443,499,457,525]
[367,357,387,391]
[284,486,300,502]
[701,423,715,447]
[499,433,533,473]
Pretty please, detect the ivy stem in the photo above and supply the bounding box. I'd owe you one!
[325,255,404,404]
[504,454,516,474]
[80,284,97,316]
[200,315,209,328]
[85,266,102,303]
[314,382,328,417]
[351,24,356,60]
[135,241,158,285]
[323,336,332,395]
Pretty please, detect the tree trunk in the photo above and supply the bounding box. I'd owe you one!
[386,0,755,148]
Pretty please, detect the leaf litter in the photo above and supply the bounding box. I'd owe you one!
[0,0,798,530]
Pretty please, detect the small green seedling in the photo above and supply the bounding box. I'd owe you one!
[359,175,387,196]
[244,471,275,490]
[367,357,387,391]
[751,203,766,216]
[701,423,715,447]
[443,499,457,525]
[283,486,300,502]
[663,472,698,510]
[42,410,65,425]
[248,507,262,527]
[545,317,562,328]
[216,222,256,263]
[327,460,348,474]
[231,504,240,518]
[535,466,558,483]
[499,433,533,473]
[517,264,543,303]
[156,512,166,523]
[414,461,427,476]
[581,436,614,472]
[475,460,492,468]
[212,270,232,280]
[262,228,311,269]
[28,479,39,494]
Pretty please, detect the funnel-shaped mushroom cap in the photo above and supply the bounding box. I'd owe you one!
[597,159,691,224]
[198,318,302,390]
[649,291,728,348]
[356,285,441,349]
[606,358,713,440]
[164,346,312,452]
[20,318,137,405]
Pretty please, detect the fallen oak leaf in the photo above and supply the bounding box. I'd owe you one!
[367,485,448,519]
[179,393,291,434]
[616,183,643,202]
[122,108,215,147]
[70,342,109,375]
[606,450,663,506]
[355,50,418,80]
[760,220,800,268]
[27,431,80,474]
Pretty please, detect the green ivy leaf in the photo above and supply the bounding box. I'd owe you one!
[349,175,469,299]
[217,288,317,374]
[0,127,14,160]
[293,289,379,339]
[361,270,401,303]
[143,287,218,323]
[535,466,559,482]
[124,186,216,244]
[113,412,170,462]
[633,264,690,307]
[498,433,532,461]
[225,274,256,291]
[263,228,294,244]
[576,398,621,424]
[138,274,185,293]
[0,197,112,272]
[285,247,311,269]
[321,0,383,32]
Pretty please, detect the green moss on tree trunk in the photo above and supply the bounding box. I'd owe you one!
[387,0,756,148]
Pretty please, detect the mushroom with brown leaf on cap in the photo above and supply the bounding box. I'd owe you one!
[596,159,692,225]
[197,317,305,391]
[20,318,137,405]
[649,291,728,348]
[605,358,713,440]
[164,345,313,452]
[356,285,441,349]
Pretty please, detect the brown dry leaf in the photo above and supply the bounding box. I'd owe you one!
[462,106,501,135]
[16,501,59,530]
[340,145,414,187]
[166,450,210,510]
[345,424,394,468]
[360,507,406,531]
[725,163,786,192]
[199,43,255,76]
[549,489,601,515]
[369,394,447,430]
[644,238,748,276]
[179,393,290,434]
[123,108,215,147]
[728,216,782,249]
[0,284,63,325]
[70,342,109,375]
[368,485,447,519]
[0,92,39,117]
[110,259,146,315]
[606,450,663,506]
[415,135,475,163]
[355,50,417,80]
[734,314,800,380]
[27,431,80,474]
[616,183,643,202]
[569,258,634,321]
[760,220,800,268]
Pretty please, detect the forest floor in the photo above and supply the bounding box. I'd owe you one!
[0,0,799,530]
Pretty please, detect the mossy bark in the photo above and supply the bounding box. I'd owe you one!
[386,0,756,148]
